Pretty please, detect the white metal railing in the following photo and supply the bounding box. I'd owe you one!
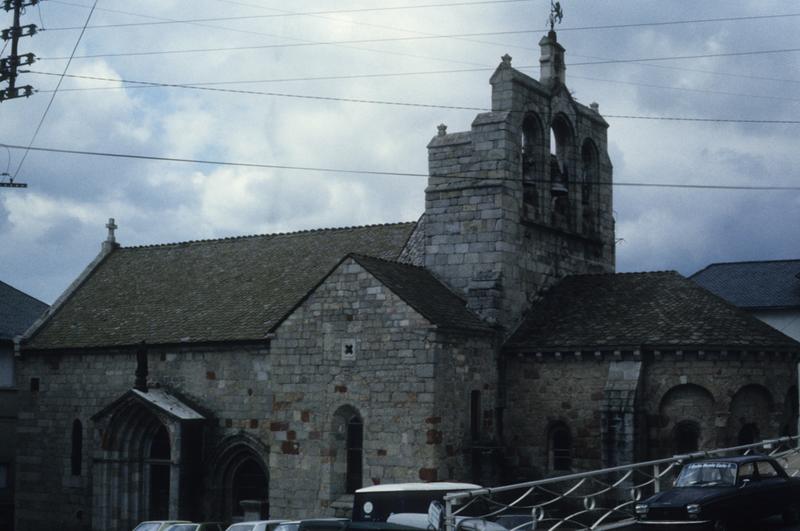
[444,436,800,531]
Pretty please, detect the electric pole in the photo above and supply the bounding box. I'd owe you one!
[1,0,38,102]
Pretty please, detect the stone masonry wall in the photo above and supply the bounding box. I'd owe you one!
[15,262,497,530]
[503,353,610,479]
[641,351,798,458]
[504,350,798,480]
[268,258,461,517]
[432,331,498,485]
[15,344,274,531]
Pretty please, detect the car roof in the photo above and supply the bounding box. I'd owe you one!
[234,521,287,525]
[687,454,771,464]
[356,482,481,493]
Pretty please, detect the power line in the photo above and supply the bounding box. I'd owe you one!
[570,53,800,86]
[47,0,487,68]
[31,10,800,88]
[41,7,800,33]
[27,70,800,123]
[37,32,800,63]
[12,0,98,180]
[570,47,800,67]
[28,70,487,111]
[31,65,800,105]
[37,4,800,86]
[1,142,799,191]
[43,0,536,31]
[567,74,800,104]
[53,0,537,56]
[202,0,540,54]
[34,66,497,90]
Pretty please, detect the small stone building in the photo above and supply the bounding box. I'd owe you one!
[0,280,47,531]
[14,30,800,531]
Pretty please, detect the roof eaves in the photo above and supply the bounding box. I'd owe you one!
[22,336,273,355]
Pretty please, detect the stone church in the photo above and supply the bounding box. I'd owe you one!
[14,30,800,531]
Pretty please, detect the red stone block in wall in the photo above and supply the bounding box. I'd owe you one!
[419,468,438,481]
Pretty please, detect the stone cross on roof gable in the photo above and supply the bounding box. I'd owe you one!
[106,218,117,243]
[102,217,119,252]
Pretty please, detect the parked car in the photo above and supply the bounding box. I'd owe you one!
[272,521,300,531]
[133,521,191,531]
[273,518,350,531]
[225,520,287,531]
[387,512,507,531]
[634,455,800,530]
[164,523,225,531]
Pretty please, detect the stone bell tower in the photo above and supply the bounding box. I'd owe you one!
[424,30,615,330]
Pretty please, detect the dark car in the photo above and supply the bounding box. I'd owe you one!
[635,455,800,530]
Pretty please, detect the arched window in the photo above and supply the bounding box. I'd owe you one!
[331,405,364,498]
[470,390,481,442]
[674,420,700,454]
[549,115,573,221]
[71,419,83,476]
[521,113,543,219]
[346,415,363,494]
[549,422,572,471]
[738,423,760,445]
[729,385,773,445]
[658,383,715,457]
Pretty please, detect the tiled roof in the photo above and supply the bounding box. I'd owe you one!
[0,280,48,340]
[505,271,800,352]
[351,255,492,333]
[25,223,417,350]
[691,259,800,310]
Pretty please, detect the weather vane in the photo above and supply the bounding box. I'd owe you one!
[548,1,564,31]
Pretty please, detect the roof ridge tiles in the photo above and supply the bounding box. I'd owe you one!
[569,270,679,278]
[122,221,417,250]
[701,258,800,268]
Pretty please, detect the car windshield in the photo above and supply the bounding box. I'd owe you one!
[675,462,737,487]
[274,523,299,531]
[133,525,161,531]
[227,525,255,531]
[167,526,198,531]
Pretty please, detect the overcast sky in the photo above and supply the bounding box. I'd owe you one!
[1,0,799,304]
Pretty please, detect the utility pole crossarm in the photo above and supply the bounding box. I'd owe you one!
[1,0,39,102]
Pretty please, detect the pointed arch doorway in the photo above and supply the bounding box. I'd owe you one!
[209,435,270,522]
[91,389,206,530]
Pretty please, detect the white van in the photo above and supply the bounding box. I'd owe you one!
[352,482,482,523]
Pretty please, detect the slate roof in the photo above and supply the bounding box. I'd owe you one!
[691,259,800,310]
[25,223,417,350]
[505,271,800,352]
[0,280,48,341]
[350,254,492,333]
